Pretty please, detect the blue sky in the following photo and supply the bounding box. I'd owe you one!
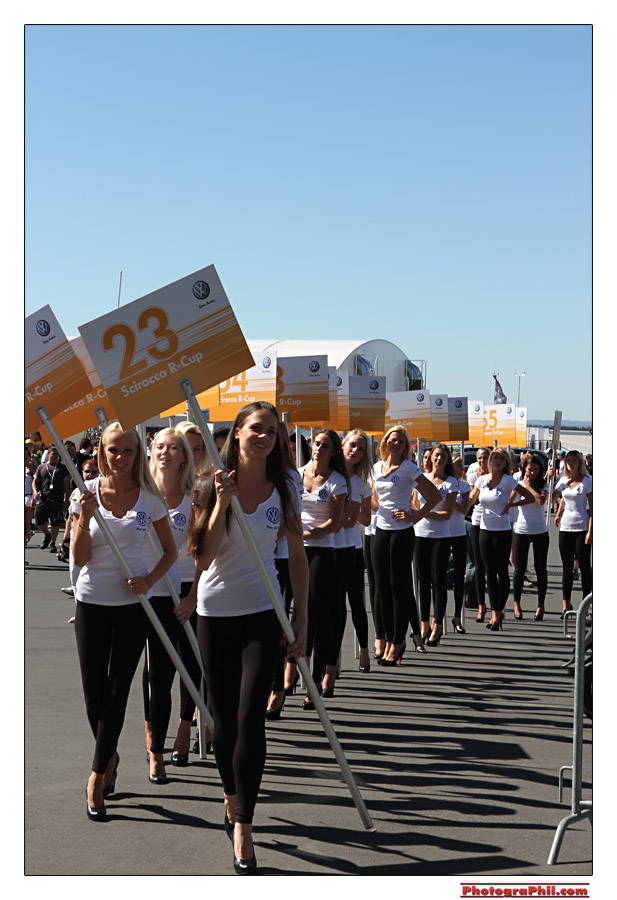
[25,23,592,420]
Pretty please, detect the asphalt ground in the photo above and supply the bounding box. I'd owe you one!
[23,519,593,885]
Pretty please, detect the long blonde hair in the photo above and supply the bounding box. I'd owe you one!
[176,420,208,475]
[150,428,196,494]
[342,429,373,483]
[377,425,412,461]
[97,422,164,501]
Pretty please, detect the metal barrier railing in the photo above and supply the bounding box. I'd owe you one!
[547,592,593,864]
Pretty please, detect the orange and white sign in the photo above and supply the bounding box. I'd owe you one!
[25,306,93,434]
[515,407,527,446]
[78,265,254,429]
[467,401,485,446]
[384,390,433,440]
[483,404,517,446]
[335,372,350,431]
[448,397,469,442]
[159,384,219,419]
[430,394,449,441]
[277,355,330,426]
[208,352,277,422]
[348,376,386,432]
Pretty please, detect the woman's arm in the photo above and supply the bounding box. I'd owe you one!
[303,493,346,541]
[127,515,178,596]
[502,483,535,516]
[405,474,442,524]
[341,499,360,530]
[586,491,592,544]
[175,568,202,623]
[282,518,308,659]
[371,485,379,512]
[195,469,237,570]
[357,494,372,527]
[554,497,565,527]
[455,490,470,517]
[467,485,480,507]
[72,490,99,566]
[423,490,457,521]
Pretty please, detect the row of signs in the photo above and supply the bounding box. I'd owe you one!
[25,264,527,446]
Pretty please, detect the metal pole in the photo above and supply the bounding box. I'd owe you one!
[178,378,374,830]
[35,405,214,731]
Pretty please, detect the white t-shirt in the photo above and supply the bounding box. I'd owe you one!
[373,459,421,531]
[346,477,373,549]
[514,480,548,535]
[143,493,194,595]
[197,484,301,617]
[509,472,522,524]
[555,475,592,532]
[414,475,459,539]
[449,478,471,538]
[476,473,519,532]
[467,469,485,527]
[300,466,348,548]
[275,469,304,560]
[75,478,169,606]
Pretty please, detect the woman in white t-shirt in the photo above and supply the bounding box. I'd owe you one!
[412,443,458,646]
[449,457,471,633]
[176,420,208,476]
[141,428,199,783]
[340,429,374,673]
[371,426,441,665]
[467,447,534,630]
[511,453,549,621]
[73,423,177,822]
[186,402,308,874]
[299,429,348,704]
[466,447,491,622]
[553,450,592,615]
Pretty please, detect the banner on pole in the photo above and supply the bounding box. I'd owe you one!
[430,394,450,441]
[277,355,330,426]
[467,400,485,446]
[159,384,219,419]
[78,265,254,429]
[448,397,469,441]
[348,376,386,432]
[208,351,277,422]
[483,403,516,445]
[384,390,433,439]
[25,306,94,434]
[515,407,528,446]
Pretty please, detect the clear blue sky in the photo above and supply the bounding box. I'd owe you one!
[25,24,592,421]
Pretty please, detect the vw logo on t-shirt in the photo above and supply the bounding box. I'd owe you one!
[36,319,51,337]
[192,280,210,301]
[391,475,400,484]
[318,487,329,500]
[309,360,320,373]
[136,511,148,527]
[173,512,187,527]
[266,507,280,525]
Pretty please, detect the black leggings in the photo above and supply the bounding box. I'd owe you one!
[75,600,147,774]
[271,558,292,692]
[364,534,383,640]
[479,529,512,612]
[142,582,202,754]
[197,609,281,824]
[559,531,592,602]
[305,546,336,683]
[449,534,468,618]
[468,523,487,608]
[512,532,549,605]
[414,536,451,625]
[329,548,353,666]
[347,547,369,649]
[372,526,418,643]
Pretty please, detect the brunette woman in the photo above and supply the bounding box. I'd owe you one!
[467,447,534,630]
[73,423,177,821]
[466,447,491,621]
[187,402,308,873]
[141,428,199,782]
[299,430,348,703]
[371,426,441,665]
[448,456,471,633]
[412,443,458,645]
[511,453,549,621]
[553,450,592,615]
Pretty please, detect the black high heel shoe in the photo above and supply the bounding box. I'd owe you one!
[284,672,299,696]
[85,785,107,822]
[380,643,406,666]
[358,661,371,673]
[534,606,545,621]
[171,749,189,766]
[302,698,315,710]
[487,615,503,631]
[476,610,486,623]
[233,850,257,875]
[146,752,169,784]
[451,618,466,634]
[224,811,234,842]
[425,630,442,646]
[265,694,286,720]
[102,751,119,798]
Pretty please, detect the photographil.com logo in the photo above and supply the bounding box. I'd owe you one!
[460,883,589,897]
[36,319,51,337]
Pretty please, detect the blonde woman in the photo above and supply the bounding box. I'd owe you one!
[142,428,199,783]
[371,425,440,665]
[73,423,177,821]
[176,420,208,475]
[553,450,592,615]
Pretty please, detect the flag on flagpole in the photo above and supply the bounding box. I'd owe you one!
[493,374,507,404]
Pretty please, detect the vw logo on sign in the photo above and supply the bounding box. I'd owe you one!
[435,397,443,407]
[266,507,280,525]
[136,511,148,527]
[455,400,463,409]
[192,281,210,301]
[369,379,379,391]
[173,513,187,528]
[474,403,481,413]
[506,406,513,415]
[36,319,51,337]
[309,360,320,373]
[318,487,329,500]
[262,356,271,369]
[519,410,524,418]
[416,393,424,402]
[336,376,342,387]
